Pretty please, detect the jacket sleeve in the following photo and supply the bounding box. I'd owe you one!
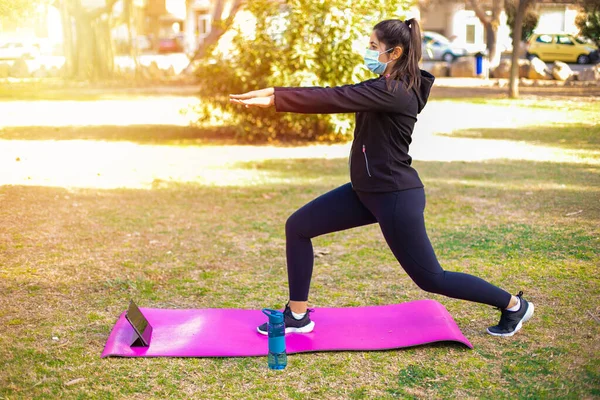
[274,79,412,114]
[274,86,321,92]
[274,81,367,93]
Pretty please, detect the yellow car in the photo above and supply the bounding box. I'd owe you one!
[526,33,599,64]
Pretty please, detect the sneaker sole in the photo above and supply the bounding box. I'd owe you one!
[257,321,315,336]
[487,302,535,337]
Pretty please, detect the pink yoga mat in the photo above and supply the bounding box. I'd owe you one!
[101,300,472,358]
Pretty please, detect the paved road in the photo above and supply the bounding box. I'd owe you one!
[562,63,592,72]
[422,59,595,73]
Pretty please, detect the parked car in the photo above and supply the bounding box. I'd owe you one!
[421,31,469,62]
[0,42,40,60]
[526,33,599,64]
[158,35,184,54]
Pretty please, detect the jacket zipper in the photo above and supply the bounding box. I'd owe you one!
[362,145,372,177]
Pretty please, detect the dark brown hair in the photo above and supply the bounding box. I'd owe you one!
[373,18,422,92]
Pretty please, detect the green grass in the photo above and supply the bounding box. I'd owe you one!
[1,97,599,399]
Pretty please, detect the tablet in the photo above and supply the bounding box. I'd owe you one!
[125,300,153,347]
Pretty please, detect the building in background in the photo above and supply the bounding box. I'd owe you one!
[535,1,580,34]
[183,0,212,54]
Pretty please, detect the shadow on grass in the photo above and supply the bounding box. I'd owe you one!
[3,119,599,152]
[0,125,241,144]
[0,125,347,146]
[0,81,200,101]
[439,123,600,151]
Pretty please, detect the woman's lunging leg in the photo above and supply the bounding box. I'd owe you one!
[286,183,377,310]
[358,188,512,309]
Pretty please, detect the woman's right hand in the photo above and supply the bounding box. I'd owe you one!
[229,88,274,100]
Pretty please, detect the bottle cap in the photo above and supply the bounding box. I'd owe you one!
[262,308,284,324]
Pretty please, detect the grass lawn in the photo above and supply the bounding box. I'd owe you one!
[0,94,599,399]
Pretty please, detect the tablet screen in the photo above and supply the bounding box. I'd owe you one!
[126,300,152,346]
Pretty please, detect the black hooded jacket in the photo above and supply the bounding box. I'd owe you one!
[274,70,435,192]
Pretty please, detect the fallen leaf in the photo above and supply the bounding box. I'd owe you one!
[64,378,85,386]
[565,210,583,216]
[314,249,330,258]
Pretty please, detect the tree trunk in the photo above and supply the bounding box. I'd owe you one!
[125,0,140,75]
[509,0,535,98]
[59,0,75,77]
[469,0,502,69]
[74,16,94,79]
[59,0,118,80]
[96,17,115,79]
[485,23,502,68]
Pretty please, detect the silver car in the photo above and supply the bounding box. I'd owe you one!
[422,31,469,62]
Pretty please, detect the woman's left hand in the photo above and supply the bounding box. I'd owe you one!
[230,95,275,108]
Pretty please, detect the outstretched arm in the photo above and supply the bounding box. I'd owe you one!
[230,88,274,99]
[229,88,275,108]
[273,79,411,114]
[229,86,320,108]
[228,79,410,114]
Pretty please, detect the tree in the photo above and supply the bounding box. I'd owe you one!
[505,0,539,42]
[468,0,503,68]
[0,0,113,80]
[123,0,140,72]
[0,0,42,16]
[509,0,536,99]
[58,0,118,80]
[576,0,600,48]
[183,0,244,73]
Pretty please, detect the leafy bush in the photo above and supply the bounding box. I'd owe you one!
[193,0,413,142]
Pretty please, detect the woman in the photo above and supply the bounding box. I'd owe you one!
[230,19,534,337]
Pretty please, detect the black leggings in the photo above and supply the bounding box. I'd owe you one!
[285,183,512,309]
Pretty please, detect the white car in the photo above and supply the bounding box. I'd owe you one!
[422,31,469,62]
[0,42,40,60]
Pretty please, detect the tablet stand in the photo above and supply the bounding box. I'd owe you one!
[125,300,153,347]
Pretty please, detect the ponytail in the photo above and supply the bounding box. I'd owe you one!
[402,19,422,92]
[374,18,423,92]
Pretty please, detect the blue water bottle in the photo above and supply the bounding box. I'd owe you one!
[262,308,287,370]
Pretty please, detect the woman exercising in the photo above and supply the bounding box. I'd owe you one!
[230,19,534,337]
